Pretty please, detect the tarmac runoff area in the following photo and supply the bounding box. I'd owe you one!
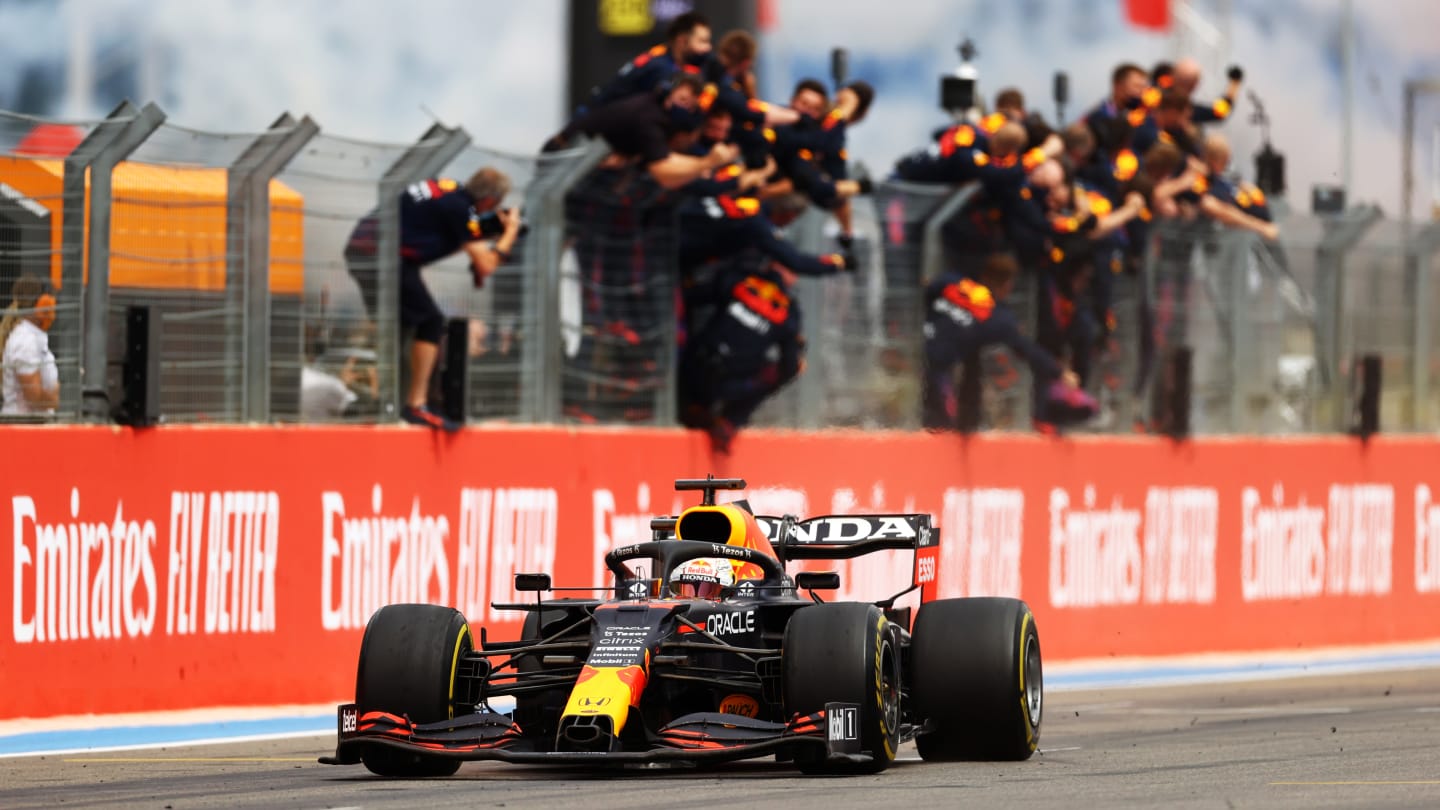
[1,645,1439,809]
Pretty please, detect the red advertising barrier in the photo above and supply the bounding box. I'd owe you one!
[3,425,1440,721]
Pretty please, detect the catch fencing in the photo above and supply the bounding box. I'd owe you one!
[2,101,1438,433]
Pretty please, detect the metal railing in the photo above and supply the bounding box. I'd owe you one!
[2,102,1438,434]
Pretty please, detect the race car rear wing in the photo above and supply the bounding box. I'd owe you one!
[756,514,936,561]
[653,478,943,602]
[760,513,941,604]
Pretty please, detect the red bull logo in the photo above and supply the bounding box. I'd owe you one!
[942,278,996,321]
[733,276,791,325]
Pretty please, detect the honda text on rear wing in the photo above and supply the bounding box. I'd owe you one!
[653,476,942,607]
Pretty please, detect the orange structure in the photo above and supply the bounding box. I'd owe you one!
[0,156,303,293]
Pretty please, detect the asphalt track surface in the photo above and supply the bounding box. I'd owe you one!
[5,668,1439,810]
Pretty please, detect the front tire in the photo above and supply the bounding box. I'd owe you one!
[783,603,901,774]
[354,604,471,777]
[911,597,1042,761]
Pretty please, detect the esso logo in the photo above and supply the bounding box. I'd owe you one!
[916,555,937,584]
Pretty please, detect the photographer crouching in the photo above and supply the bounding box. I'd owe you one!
[344,166,524,431]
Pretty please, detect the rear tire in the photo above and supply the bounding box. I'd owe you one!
[911,597,1042,761]
[354,604,470,777]
[783,603,901,774]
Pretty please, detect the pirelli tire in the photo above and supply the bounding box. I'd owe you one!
[782,602,902,774]
[912,597,1042,761]
[354,604,471,777]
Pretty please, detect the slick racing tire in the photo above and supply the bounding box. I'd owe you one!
[911,597,1042,761]
[783,602,902,774]
[354,604,471,777]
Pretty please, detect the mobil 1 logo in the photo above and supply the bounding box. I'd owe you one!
[824,702,861,755]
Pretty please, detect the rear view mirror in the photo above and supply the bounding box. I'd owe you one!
[795,571,840,591]
[514,573,552,592]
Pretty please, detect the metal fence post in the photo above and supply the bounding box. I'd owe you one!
[57,105,138,418]
[372,124,472,419]
[918,183,981,284]
[1136,221,1163,412]
[226,113,319,421]
[520,141,608,423]
[514,156,569,423]
[225,116,283,420]
[1402,79,1440,228]
[785,208,830,429]
[515,155,566,423]
[1314,205,1382,431]
[1217,230,1251,431]
[1406,222,1440,430]
[62,100,166,422]
[652,202,682,427]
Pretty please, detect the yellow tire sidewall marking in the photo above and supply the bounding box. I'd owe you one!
[448,622,470,720]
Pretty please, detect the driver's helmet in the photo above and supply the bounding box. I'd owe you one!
[669,558,736,600]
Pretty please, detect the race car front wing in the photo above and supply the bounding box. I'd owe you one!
[319,702,868,767]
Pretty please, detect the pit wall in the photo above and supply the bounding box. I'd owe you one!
[4,425,1439,721]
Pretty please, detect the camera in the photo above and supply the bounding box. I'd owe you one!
[941,75,976,115]
[1248,90,1286,198]
[939,38,980,118]
[1053,71,1069,126]
[476,208,529,239]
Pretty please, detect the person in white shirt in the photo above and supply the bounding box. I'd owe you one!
[1,275,60,416]
[300,365,359,420]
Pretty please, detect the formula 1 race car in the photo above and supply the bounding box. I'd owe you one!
[320,476,1043,776]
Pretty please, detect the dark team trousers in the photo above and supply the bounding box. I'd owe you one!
[1036,277,1099,387]
[921,349,988,431]
[400,262,445,344]
[680,351,794,428]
